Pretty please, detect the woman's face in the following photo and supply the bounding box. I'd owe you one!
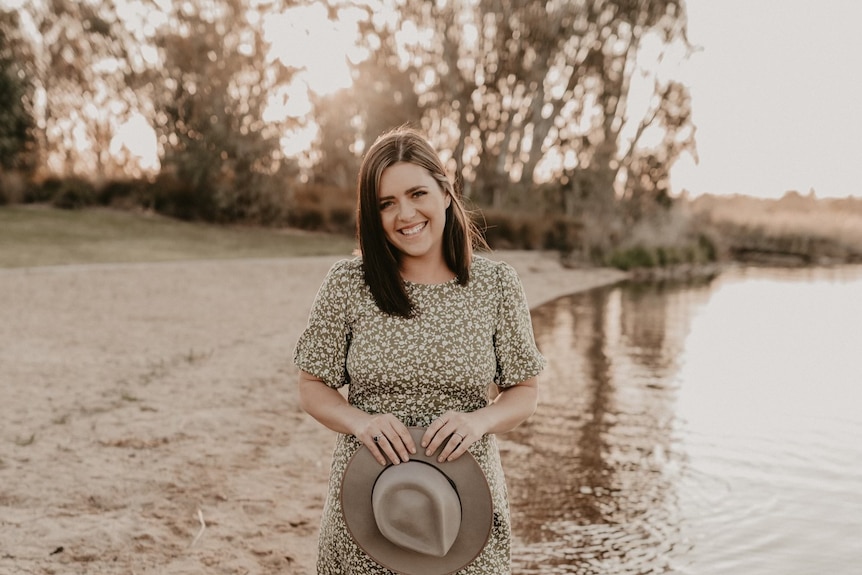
[377,161,451,263]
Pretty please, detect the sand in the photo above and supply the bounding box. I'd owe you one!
[0,251,626,575]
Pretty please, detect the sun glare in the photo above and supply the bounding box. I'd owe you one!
[264,3,363,97]
[263,2,369,159]
[110,113,160,173]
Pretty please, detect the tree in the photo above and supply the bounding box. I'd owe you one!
[0,9,36,174]
[313,21,422,190]
[349,0,694,216]
[152,0,298,222]
[8,0,167,180]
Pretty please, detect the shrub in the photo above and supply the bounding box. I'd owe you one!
[0,171,29,204]
[608,246,656,270]
[50,177,97,210]
[97,179,146,207]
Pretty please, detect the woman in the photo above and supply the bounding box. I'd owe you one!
[294,127,545,574]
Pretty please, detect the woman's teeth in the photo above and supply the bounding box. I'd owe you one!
[401,223,425,236]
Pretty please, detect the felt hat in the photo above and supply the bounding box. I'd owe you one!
[341,427,493,575]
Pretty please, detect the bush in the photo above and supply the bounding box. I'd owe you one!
[0,170,29,204]
[140,173,216,221]
[97,179,148,207]
[50,177,98,210]
[287,205,326,231]
[479,210,583,252]
[609,246,656,270]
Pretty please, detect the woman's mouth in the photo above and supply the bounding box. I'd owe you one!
[400,222,426,236]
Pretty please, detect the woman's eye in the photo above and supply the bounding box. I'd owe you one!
[412,190,427,198]
[379,201,394,210]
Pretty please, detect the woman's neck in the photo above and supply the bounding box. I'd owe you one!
[399,256,455,285]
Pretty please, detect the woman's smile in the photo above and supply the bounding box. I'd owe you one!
[399,222,426,236]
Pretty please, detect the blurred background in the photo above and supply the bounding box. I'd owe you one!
[2,0,860,267]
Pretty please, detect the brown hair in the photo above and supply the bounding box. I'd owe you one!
[357,127,485,318]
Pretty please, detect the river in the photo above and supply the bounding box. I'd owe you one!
[508,265,862,575]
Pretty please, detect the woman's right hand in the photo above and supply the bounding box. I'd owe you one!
[355,414,416,466]
[296,372,416,466]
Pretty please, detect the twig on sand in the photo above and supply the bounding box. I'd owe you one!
[190,508,206,548]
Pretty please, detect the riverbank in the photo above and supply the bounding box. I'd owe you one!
[0,251,626,575]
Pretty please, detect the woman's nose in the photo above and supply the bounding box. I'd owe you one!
[397,201,416,220]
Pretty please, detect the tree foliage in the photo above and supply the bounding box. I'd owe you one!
[2,0,696,238]
[13,0,150,177]
[0,9,36,174]
[327,0,695,220]
[152,0,297,221]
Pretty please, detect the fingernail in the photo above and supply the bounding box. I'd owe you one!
[421,441,427,448]
[410,446,416,454]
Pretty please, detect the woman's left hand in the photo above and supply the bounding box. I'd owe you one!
[421,411,485,462]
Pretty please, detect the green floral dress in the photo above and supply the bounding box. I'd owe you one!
[293,255,545,574]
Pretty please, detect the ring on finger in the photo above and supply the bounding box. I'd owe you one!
[373,434,381,443]
[453,432,465,441]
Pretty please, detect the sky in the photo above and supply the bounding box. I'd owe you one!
[671,0,862,199]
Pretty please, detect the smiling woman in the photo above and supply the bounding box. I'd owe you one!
[293,127,545,574]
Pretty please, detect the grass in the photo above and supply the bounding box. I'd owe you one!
[0,205,357,268]
[690,194,862,264]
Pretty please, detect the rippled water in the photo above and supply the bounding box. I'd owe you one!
[507,265,862,575]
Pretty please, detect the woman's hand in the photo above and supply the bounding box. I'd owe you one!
[356,414,416,466]
[298,372,416,466]
[419,378,539,462]
[421,411,485,463]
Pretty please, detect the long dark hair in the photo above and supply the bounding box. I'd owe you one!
[357,127,485,318]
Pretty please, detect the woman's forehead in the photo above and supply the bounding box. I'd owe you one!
[378,162,438,195]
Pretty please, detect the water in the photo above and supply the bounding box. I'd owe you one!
[507,265,862,575]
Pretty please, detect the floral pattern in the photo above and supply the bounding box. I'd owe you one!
[294,255,545,574]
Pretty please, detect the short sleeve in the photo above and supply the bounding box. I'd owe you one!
[293,259,355,389]
[493,262,546,388]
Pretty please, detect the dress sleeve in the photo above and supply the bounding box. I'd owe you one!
[493,261,546,388]
[293,259,355,389]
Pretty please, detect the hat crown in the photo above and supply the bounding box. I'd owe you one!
[372,462,461,557]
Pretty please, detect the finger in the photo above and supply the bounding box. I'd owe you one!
[375,435,404,466]
[392,425,417,458]
[421,416,447,449]
[437,432,467,462]
[365,434,387,466]
[444,437,471,462]
[382,431,411,464]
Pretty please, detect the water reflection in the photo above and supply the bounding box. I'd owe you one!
[506,267,862,575]
[507,279,716,573]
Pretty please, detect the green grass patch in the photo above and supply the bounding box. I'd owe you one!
[0,205,357,268]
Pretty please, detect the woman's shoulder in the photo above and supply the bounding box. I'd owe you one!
[321,257,365,289]
[471,254,519,282]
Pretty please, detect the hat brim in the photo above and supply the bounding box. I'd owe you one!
[341,427,493,575]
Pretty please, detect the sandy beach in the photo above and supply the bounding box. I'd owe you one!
[0,251,626,575]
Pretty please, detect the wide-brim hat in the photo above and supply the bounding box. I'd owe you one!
[341,427,493,575]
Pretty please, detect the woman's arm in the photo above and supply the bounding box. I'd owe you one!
[421,376,538,462]
[298,370,416,466]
